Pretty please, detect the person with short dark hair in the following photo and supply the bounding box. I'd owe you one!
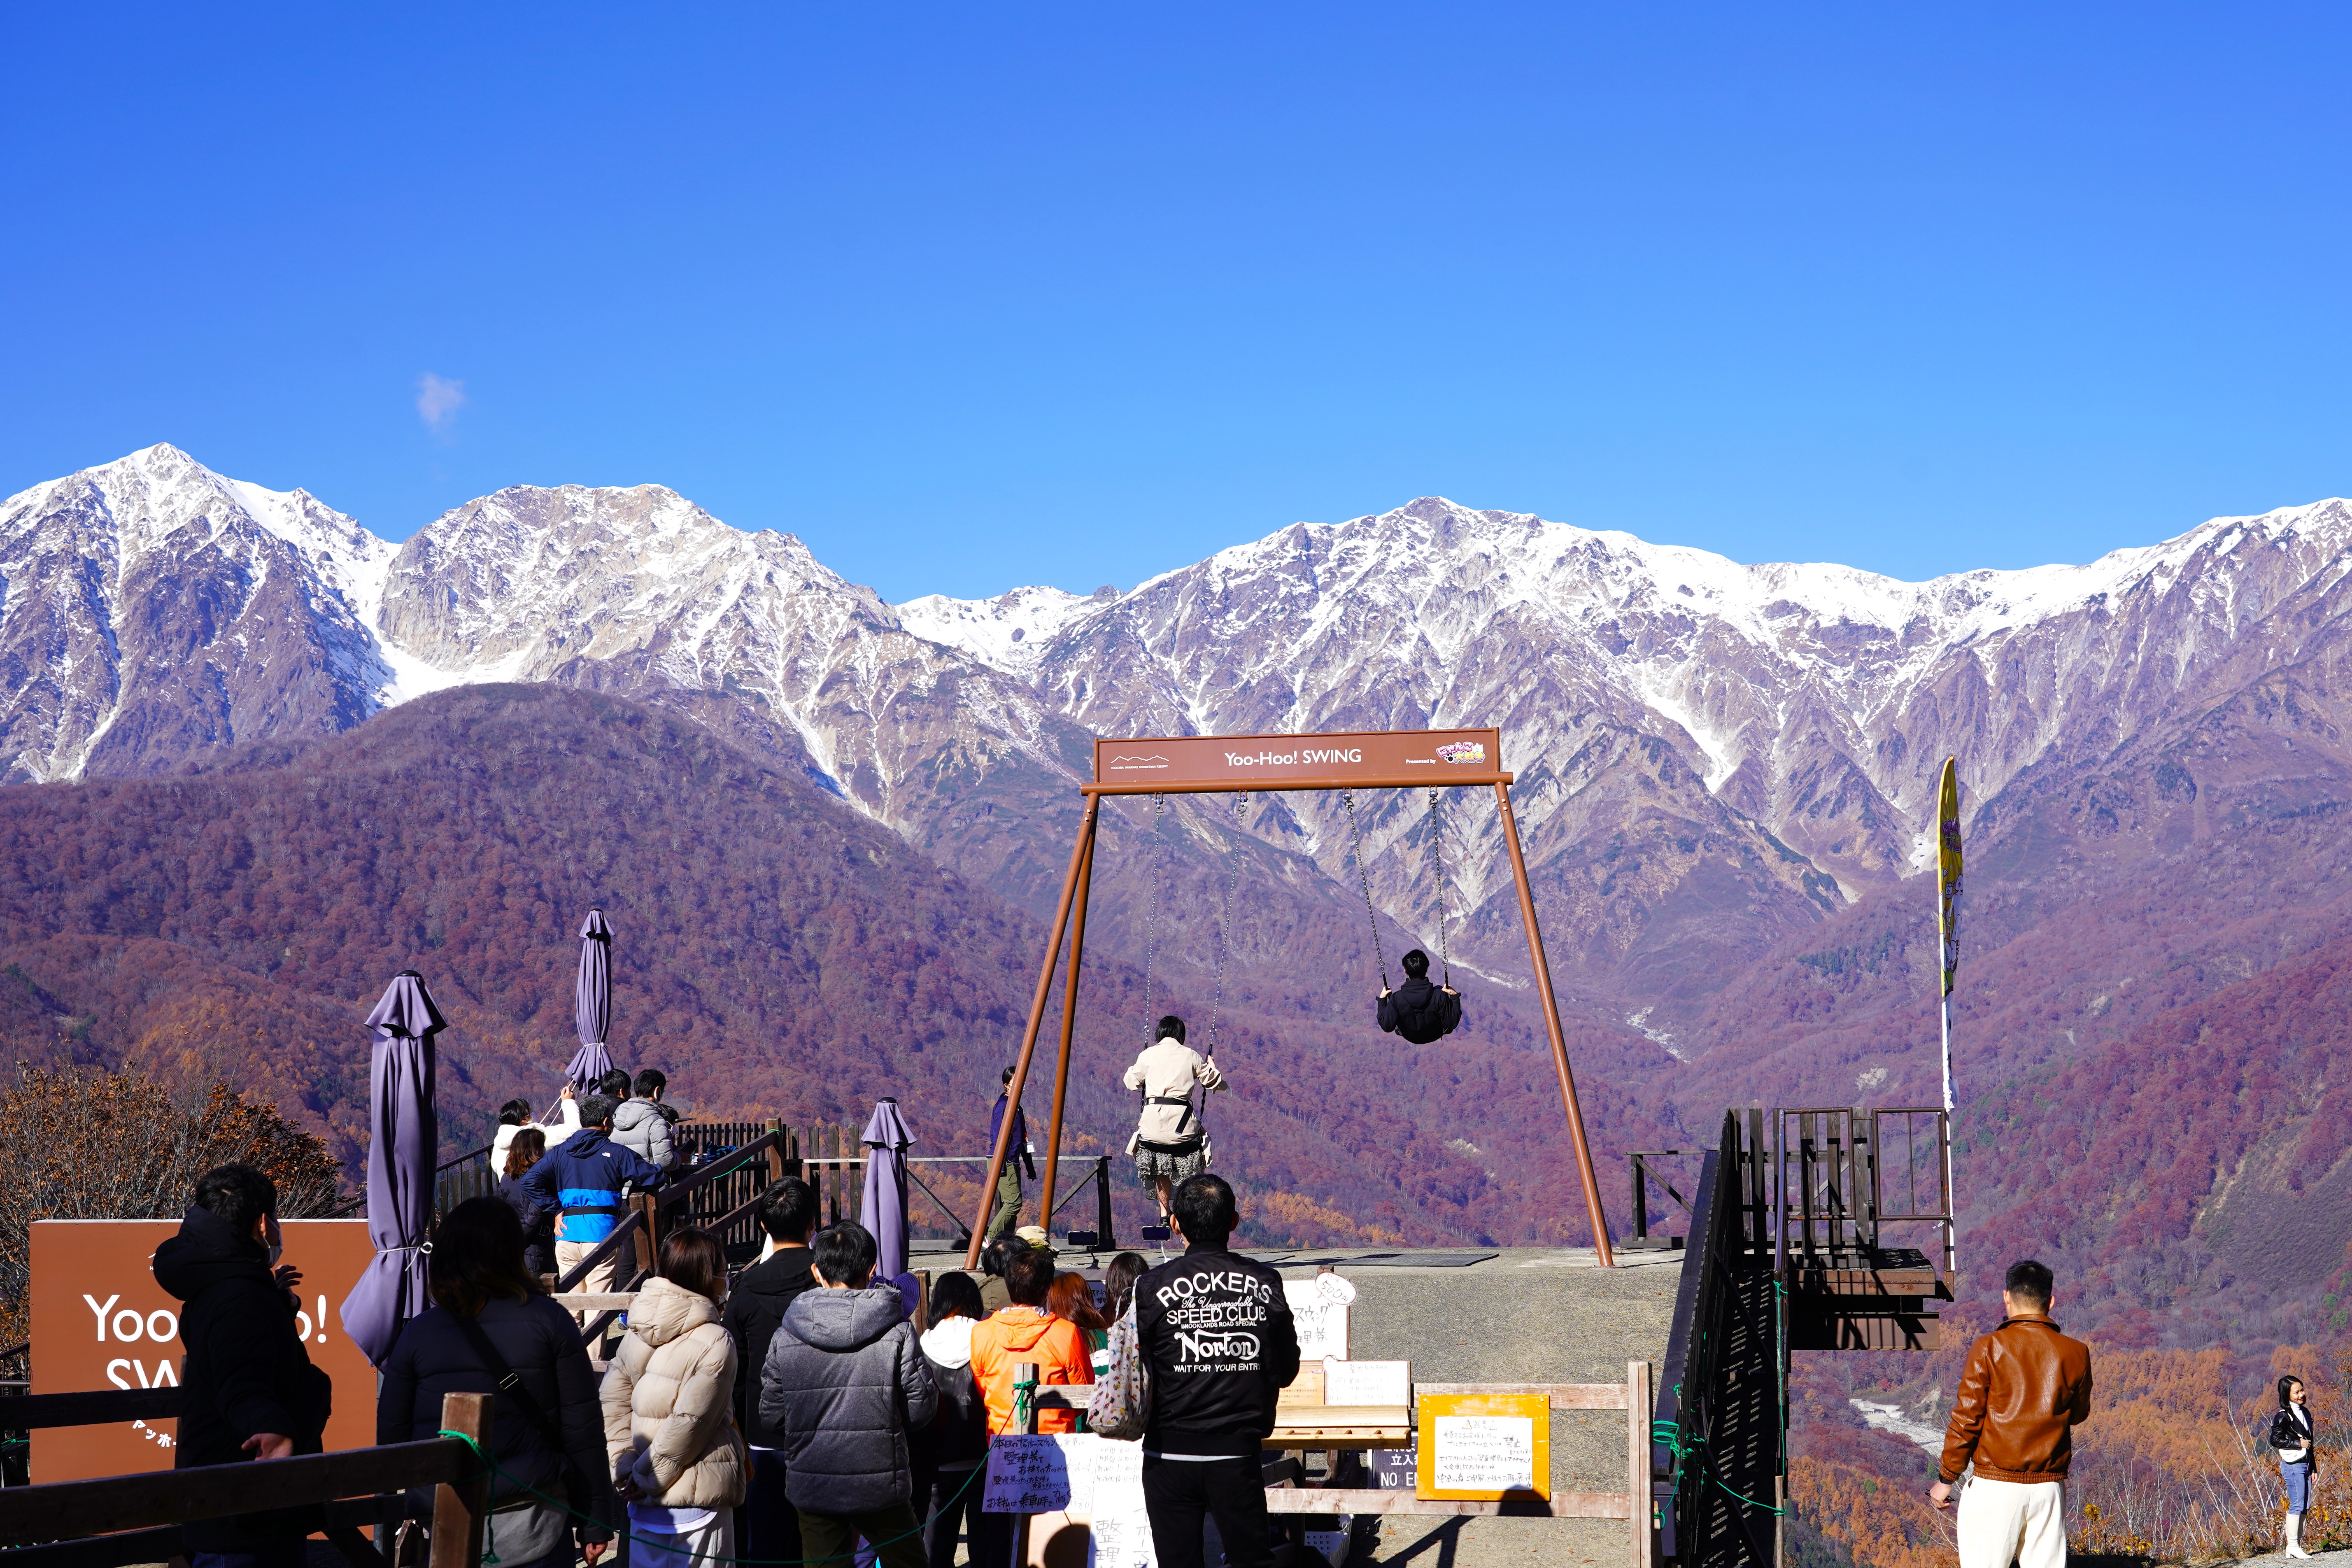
[1102,1250,1149,1323]
[2272,1374,2317,1558]
[1929,1260,2094,1568]
[612,1067,678,1172]
[377,1198,616,1568]
[978,1235,1023,1315]
[970,1244,1093,1438]
[598,1068,633,1100]
[603,1228,745,1568]
[1123,1016,1226,1226]
[984,1066,1037,1244]
[152,1164,335,1568]
[1376,948,1462,1044]
[911,1273,990,1568]
[521,1092,665,1318]
[1132,1173,1299,1568]
[759,1221,938,1568]
[725,1179,824,1567]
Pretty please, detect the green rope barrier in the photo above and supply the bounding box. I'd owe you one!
[436,1428,992,1565]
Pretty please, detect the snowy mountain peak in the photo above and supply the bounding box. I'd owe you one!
[896,583,1119,670]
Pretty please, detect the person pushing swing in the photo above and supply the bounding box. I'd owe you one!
[1378,948,1462,1044]
[1124,1015,1225,1228]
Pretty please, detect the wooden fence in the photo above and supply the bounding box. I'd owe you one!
[0,1389,492,1568]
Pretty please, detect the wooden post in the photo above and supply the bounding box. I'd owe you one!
[965,799,1099,1267]
[1010,1361,1040,1568]
[633,1192,659,1279]
[428,1391,490,1568]
[1038,805,1101,1225]
[767,1118,785,1184]
[1628,1359,1653,1568]
[1494,781,1615,1266]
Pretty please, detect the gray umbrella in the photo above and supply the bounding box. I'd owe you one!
[860,1097,914,1282]
[339,970,446,1367]
[565,908,614,1091]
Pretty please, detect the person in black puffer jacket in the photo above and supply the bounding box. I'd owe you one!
[759,1222,937,1568]
[1132,1174,1299,1568]
[911,1272,991,1568]
[377,1198,617,1568]
[724,1178,822,1568]
[1375,948,1462,1044]
[151,1164,335,1568]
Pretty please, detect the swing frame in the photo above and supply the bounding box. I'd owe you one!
[964,728,1618,1268]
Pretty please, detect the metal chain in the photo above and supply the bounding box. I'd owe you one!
[1141,794,1167,1031]
[1428,788,1451,988]
[1342,788,1390,991]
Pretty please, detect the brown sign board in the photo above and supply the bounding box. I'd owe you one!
[30,1219,383,1483]
[1091,728,1504,790]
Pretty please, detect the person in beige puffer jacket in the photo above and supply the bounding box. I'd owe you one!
[603,1228,747,1568]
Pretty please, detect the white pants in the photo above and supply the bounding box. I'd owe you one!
[1957,1477,2065,1568]
[630,1507,735,1568]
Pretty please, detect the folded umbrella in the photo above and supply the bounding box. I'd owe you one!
[566,907,615,1091]
[339,970,447,1367]
[860,1097,914,1283]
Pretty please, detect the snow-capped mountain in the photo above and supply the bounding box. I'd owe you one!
[9,446,2352,1023]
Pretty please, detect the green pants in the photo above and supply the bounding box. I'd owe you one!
[796,1500,925,1568]
[984,1163,1023,1243]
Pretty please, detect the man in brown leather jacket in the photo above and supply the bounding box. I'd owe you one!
[1928,1260,2094,1568]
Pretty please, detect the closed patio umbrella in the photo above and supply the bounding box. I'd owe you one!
[340,969,447,1367]
[566,908,615,1091]
[860,1097,913,1283]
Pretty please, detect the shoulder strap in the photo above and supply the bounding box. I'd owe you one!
[452,1309,567,1456]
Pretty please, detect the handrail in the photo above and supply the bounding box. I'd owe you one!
[0,1386,181,1429]
[653,1128,782,1212]
[553,1209,642,1292]
[0,1434,469,1545]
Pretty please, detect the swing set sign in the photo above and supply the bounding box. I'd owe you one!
[1092,728,1504,790]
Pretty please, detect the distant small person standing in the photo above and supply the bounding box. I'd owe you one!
[984,1067,1037,1244]
[2273,1374,2318,1559]
[1928,1259,2094,1568]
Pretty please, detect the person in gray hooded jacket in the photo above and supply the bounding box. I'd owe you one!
[759,1221,938,1568]
[610,1071,678,1172]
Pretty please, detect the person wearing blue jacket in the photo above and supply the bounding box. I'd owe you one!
[521,1094,666,1306]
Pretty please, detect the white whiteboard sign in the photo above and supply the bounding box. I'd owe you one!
[984,1433,1097,1514]
[1088,1437,1158,1568]
[1323,1357,1409,1405]
[1432,1415,1536,1492]
[1283,1279,1349,1361]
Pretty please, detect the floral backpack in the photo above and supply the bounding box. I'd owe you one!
[1088,1299,1152,1440]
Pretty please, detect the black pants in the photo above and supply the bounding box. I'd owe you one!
[911,1457,987,1568]
[1141,1455,1272,1568]
[739,1446,802,1567]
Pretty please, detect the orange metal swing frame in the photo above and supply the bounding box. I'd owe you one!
[962,727,1617,1268]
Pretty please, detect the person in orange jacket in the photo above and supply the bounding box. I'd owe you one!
[969,1245,1094,1436]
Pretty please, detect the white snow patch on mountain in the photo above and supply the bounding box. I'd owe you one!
[897,585,1115,671]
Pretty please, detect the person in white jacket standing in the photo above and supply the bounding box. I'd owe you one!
[494,1086,582,1167]
[602,1227,747,1568]
[2273,1375,2318,1559]
[1122,1016,1225,1227]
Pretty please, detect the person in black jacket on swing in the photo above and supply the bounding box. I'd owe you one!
[1376,948,1461,1044]
[1133,1173,1300,1568]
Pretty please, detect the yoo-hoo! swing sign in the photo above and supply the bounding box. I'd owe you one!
[1094,728,1504,789]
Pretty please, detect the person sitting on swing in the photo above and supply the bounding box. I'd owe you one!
[1123,1016,1226,1226]
[1377,949,1462,1044]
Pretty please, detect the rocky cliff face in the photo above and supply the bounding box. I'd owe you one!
[9,447,2352,1037]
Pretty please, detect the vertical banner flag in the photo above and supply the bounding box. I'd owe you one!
[1935,757,1963,997]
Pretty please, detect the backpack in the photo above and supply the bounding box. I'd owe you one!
[1088,1300,1152,1441]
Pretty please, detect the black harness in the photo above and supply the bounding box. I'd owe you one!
[1141,1093,1201,1153]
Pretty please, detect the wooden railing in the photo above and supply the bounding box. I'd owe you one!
[0,1390,493,1568]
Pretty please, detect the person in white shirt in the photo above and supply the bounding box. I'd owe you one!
[2273,1374,2318,1558]
[1122,1016,1225,1227]
[493,1085,582,1165]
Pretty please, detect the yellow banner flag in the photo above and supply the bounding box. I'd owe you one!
[1935,756,1962,998]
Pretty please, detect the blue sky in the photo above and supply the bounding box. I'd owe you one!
[4,4,2348,603]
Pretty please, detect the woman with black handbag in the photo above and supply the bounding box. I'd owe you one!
[2273,1374,2319,1559]
[377,1198,618,1568]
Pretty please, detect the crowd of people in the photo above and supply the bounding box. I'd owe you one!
[151,1116,1300,1568]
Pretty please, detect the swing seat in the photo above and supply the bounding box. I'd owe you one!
[1141,1223,1173,1242]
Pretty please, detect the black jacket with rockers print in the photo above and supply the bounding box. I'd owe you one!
[1134,1242,1301,1458]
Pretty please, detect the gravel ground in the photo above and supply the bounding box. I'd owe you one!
[1269,1247,1681,1568]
